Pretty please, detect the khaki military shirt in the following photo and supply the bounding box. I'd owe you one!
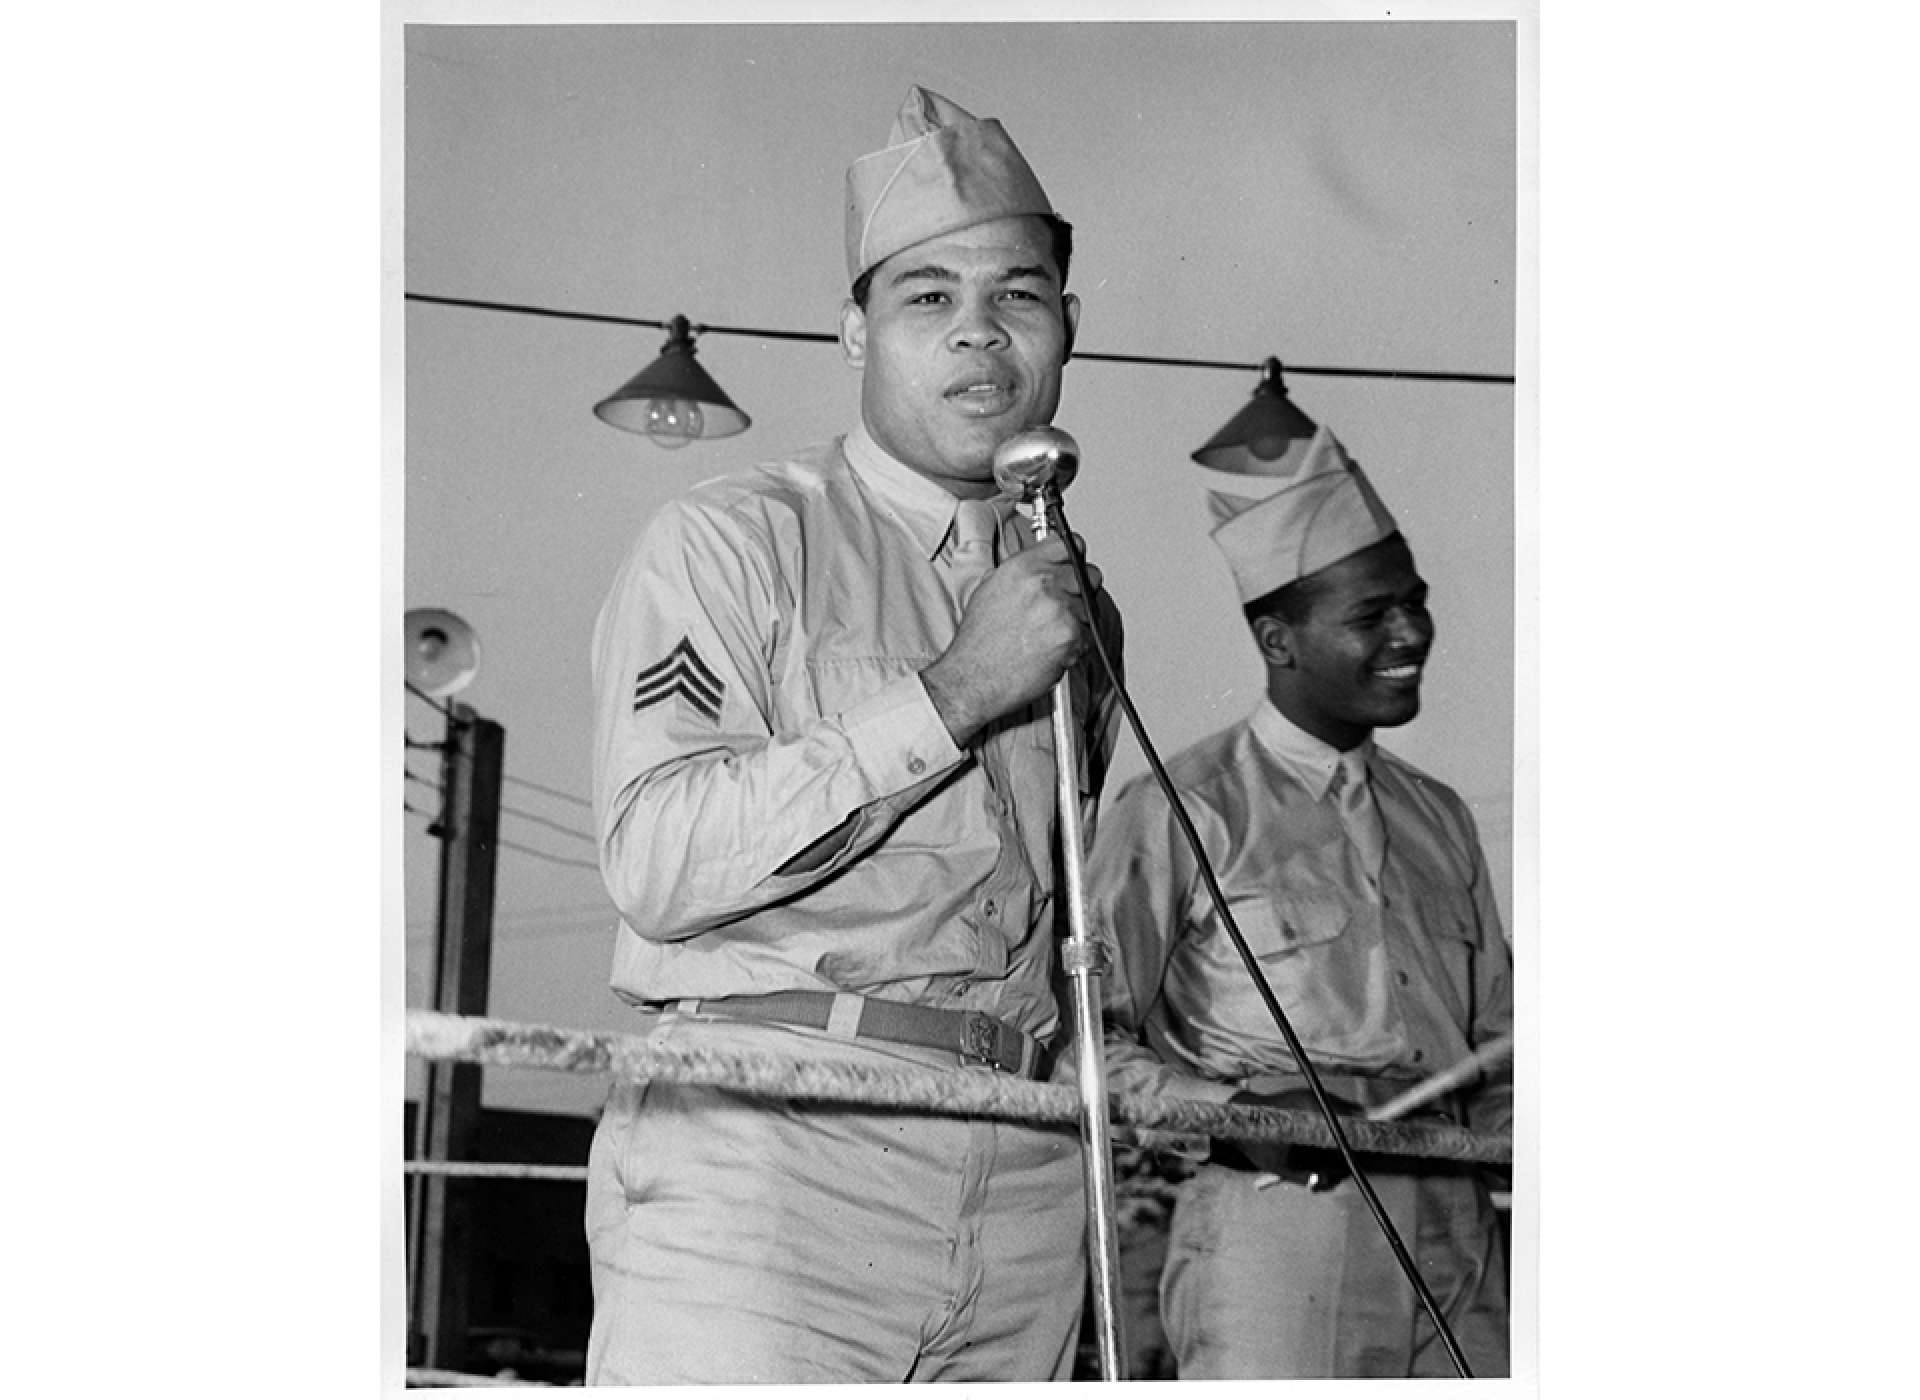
[591,423,1123,1042]
[1086,702,1512,1133]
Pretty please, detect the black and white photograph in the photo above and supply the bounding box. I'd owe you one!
[396,11,1525,1387]
[19,4,1920,1398]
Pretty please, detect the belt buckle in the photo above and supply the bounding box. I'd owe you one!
[960,1011,1002,1069]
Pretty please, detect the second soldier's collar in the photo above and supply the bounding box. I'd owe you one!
[1250,701,1375,801]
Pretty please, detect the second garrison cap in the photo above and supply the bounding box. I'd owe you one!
[1204,424,1401,604]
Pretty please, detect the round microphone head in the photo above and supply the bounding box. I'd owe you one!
[992,427,1080,500]
[404,608,481,698]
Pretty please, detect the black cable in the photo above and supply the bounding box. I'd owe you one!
[498,803,596,847]
[404,291,1516,386]
[407,768,595,846]
[404,680,454,715]
[407,779,597,869]
[408,901,618,931]
[1048,491,1476,1380]
[497,837,601,873]
[503,773,593,809]
[406,292,671,333]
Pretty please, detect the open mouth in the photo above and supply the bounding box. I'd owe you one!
[1373,662,1423,683]
[945,378,1017,415]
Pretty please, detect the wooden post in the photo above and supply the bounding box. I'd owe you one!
[410,702,504,1375]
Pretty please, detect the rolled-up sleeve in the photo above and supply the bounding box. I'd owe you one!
[591,495,962,942]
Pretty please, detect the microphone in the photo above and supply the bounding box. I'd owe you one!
[993,427,1080,501]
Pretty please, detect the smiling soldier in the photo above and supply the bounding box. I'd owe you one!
[1082,417,1513,1379]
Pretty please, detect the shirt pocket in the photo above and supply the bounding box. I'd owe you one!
[1224,887,1354,960]
[1415,888,1482,1018]
[799,653,926,724]
[1418,889,1480,947]
[1217,886,1389,1063]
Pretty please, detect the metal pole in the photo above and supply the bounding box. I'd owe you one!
[1030,490,1127,1380]
[410,703,505,1376]
[405,706,460,1361]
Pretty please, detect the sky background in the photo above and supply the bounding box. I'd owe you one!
[399,18,1524,1124]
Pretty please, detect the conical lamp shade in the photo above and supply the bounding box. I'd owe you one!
[594,315,751,445]
[1190,358,1319,474]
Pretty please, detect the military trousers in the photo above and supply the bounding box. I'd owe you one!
[1161,1158,1509,1378]
[583,1013,1088,1384]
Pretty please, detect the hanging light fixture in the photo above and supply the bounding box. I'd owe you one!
[593,314,751,449]
[1189,357,1320,471]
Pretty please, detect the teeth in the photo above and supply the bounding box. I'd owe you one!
[1376,664,1420,680]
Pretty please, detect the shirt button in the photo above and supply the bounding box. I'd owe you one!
[953,981,972,997]
[907,754,926,775]
[1412,1049,1427,1064]
[1395,970,1411,987]
[983,899,999,918]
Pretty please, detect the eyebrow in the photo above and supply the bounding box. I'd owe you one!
[883,261,1057,289]
[1346,581,1428,612]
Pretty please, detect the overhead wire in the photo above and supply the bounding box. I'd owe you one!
[412,900,619,928]
[497,802,595,846]
[405,767,596,846]
[407,765,598,871]
[497,837,601,873]
[405,747,598,818]
[504,773,593,809]
[404,903,618,944]
[469,909,614,939]
[405,680,454,714]
[403,291,1517,386]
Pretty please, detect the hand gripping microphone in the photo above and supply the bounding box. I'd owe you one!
[992,427,1080,503]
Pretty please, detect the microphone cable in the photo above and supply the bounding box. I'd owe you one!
[1046,488,1478,1380]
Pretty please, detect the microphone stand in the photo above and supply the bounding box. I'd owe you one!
[1024,481,1127,1381]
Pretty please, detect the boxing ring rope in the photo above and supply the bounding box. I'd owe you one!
[405,1008,1512,1166]
[404,1009,1510,1385]
[407,1368,535,1388]
[406,1160,587,1181]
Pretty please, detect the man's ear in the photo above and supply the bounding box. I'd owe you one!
[1061,292,1080,363]
[839,299,867,368]
[1250,612,1295,668]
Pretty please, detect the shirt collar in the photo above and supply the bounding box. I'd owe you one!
[1249,699,1375,801]
[843,421,971,562]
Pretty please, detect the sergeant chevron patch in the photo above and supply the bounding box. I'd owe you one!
[632,636,725,724]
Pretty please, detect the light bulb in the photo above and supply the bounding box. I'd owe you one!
[644,398,704,448]
[1249,433,1291,461]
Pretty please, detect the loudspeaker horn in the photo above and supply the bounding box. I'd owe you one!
[404,608,481,698]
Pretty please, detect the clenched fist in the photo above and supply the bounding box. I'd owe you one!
[922,535,1103,748]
